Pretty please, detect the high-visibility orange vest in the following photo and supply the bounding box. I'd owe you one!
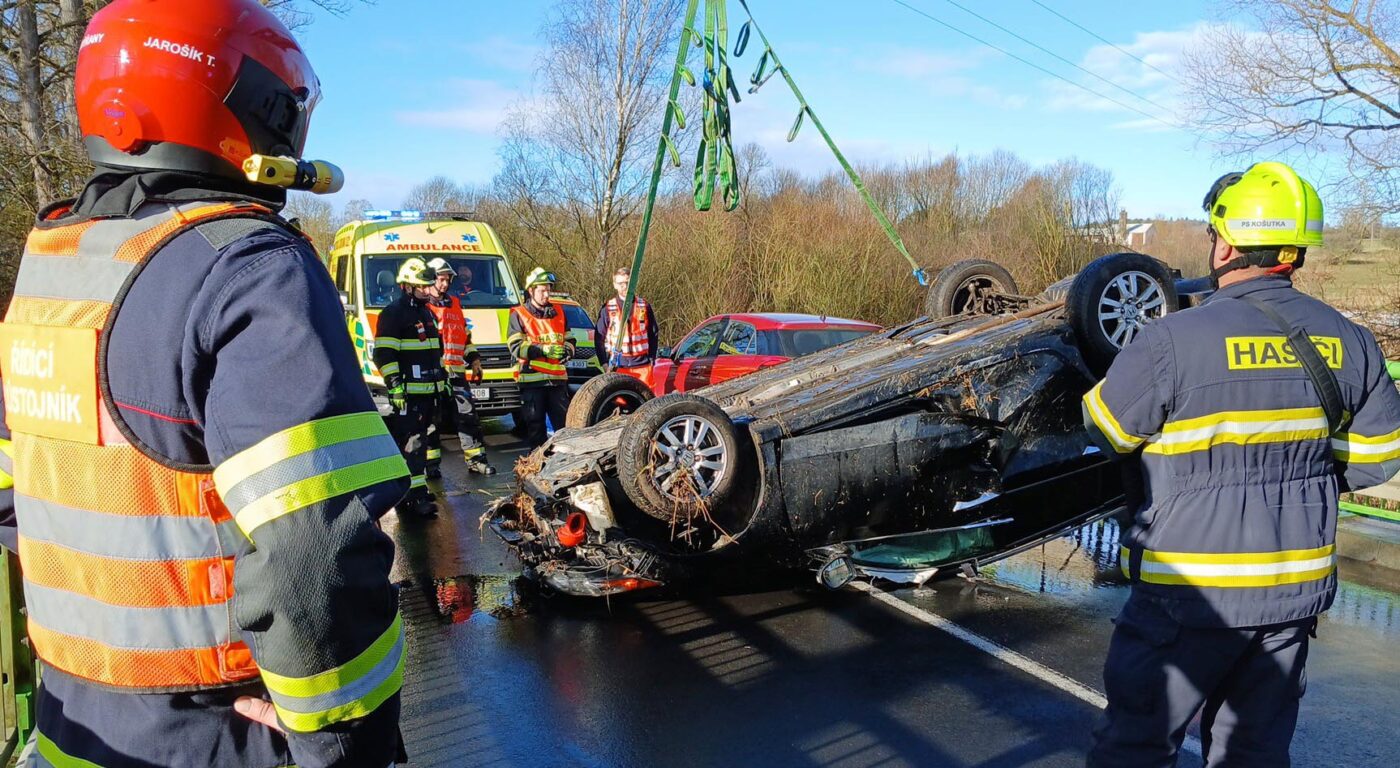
[510,305,569,384]
[603,296,652,359]
[427,295,469,374]
[0,201,280,691]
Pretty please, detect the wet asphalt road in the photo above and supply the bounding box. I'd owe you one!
[386,433,1400,768]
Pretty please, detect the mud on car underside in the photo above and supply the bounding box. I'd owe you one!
[490,253,1197,596]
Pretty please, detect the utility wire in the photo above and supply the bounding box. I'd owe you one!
[1029,0,1184,86]
[933,0,1174,113]
[887,0,1182,131]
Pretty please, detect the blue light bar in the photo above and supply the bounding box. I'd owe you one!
[362,209,423,221]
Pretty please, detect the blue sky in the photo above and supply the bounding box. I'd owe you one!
[296,0,1255,219]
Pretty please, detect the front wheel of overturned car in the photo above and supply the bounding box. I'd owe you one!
[924,259,1020,319]
[617,394,742,522]
[565,372,655,429]
[1067,252,1179,375]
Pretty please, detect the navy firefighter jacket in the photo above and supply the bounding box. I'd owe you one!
[0,171,409,768]
[1084,274,1400,628]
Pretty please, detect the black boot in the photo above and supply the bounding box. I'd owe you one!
[467,457,497,475]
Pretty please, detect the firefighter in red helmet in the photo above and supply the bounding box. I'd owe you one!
[0,1,406,766]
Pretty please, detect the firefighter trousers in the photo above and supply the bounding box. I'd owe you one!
[385,395,437,505]
[1088,593,1312,768]
[426,388,487,473]
[519,383,571,448]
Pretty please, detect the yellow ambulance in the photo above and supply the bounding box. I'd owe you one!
[326,210,530,417]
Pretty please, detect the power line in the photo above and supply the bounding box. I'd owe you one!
[886,0,1182,131]
[1029,0,1184,86]
[934,0,1175,114]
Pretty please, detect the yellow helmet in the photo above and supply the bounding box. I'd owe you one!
[396,257,434,286]
[1204,162,1324,250]
[523,267,557,289]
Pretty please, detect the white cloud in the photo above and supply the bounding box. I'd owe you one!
[1041,22,1221,131]
[854,45,1023,111]
[393,79,523,135]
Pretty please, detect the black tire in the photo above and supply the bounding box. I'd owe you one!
[565,372,655,429]
[617,394,742,522]
[1067,252,1179,374]
[924,259,1020,318]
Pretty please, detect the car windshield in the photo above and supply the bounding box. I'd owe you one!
[364,255,519,308]
[558,303,593,330]
[771,328,874,358]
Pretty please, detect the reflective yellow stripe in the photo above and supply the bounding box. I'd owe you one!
[1124,544,1336,588]
[0,438,12,490]
[376,337,401,351]
[410,474,427,488]
[1083,382,1142,453]
[36,729,103,768]
[1143,406,1328,455]
[404,382,440,395]
[214,413,408,536]
[263,612,405,732]
[397,339,439,351]
[215,413,393,491]
[1332,427,1400,463]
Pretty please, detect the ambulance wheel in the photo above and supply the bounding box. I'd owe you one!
[925,259,1019,318]
[617,394,742,522]
[1068,252,1179,375]
[565,372,655,429]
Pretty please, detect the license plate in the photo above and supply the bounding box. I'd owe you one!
[566,360,590,370]
[470,387,490,400]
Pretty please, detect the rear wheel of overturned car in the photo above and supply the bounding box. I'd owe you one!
[565,372,655,429]
[925,259,1020,318]
[1067,252,1179,374]
[617,394,742,522]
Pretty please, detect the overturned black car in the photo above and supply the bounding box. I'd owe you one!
[489,253,1210,596]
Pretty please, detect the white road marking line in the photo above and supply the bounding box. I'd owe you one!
[853,581,1203,758]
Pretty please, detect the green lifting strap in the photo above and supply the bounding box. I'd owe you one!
[612,0,701,370]
[735,0,926,286]
[614,0,929,368]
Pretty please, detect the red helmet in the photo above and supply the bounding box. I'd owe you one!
[76,0,321,179]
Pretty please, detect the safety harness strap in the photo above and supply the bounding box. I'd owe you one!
[1237,295,1349,435]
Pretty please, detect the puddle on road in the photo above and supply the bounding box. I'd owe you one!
[982,518,1127,595]
[431,574,535,624]
[982,518,1400,639]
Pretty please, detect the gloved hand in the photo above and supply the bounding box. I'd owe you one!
[564,340,577,360]
[543,343,567,360]
[384,375,406,413]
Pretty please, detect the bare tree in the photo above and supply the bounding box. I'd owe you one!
[496,0,685,300]
[1183,0,1400,212]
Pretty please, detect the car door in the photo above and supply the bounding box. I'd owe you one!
[655,318,726,394]
[709,319,774,385]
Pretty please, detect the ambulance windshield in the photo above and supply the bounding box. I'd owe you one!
[365,255,520,308]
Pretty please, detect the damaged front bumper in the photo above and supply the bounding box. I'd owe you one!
[488,492,669,597]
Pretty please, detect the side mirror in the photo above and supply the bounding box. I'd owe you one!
[817,555,856,590]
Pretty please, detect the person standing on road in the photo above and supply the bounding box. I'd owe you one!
[423,258,494,477]
[509,268,575,448]
[597,267,660,387]
[374,257,448,518]
[0,2,410,765]
[1083,162,1400,767]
